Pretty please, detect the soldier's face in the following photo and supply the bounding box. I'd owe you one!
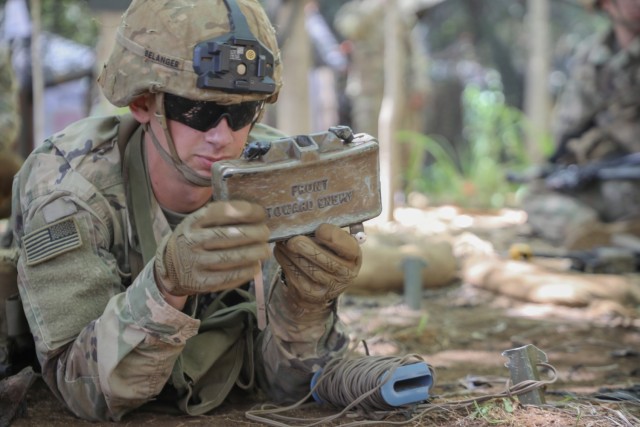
[132,92,252,203]
[165,115,251,178]
[604,0,640,29]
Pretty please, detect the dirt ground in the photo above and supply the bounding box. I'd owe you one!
[6,206,640,426]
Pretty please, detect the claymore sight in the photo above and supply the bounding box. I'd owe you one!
[211,126,382,242]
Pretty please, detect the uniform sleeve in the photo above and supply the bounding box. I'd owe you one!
[255,275,349,403]
[256,311,349,403]
[13,154,199,421]
[550,40,601,146]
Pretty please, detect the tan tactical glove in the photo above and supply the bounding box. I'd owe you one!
[273,223,362,314]
[155,200,271,296]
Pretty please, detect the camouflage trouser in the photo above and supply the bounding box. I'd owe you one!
[522,179,640,245]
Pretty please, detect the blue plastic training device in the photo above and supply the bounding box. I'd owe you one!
[310,362,434,407]
[380,362,433,406]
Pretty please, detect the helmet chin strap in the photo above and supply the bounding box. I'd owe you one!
[146,92,211,187]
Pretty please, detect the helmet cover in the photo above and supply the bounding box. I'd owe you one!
[98,0,282,107]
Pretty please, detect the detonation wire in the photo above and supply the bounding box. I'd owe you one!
[312,354,435,413]
[245,354,558,427]
[246,353,431,427]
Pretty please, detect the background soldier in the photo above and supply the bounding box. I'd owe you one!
[8,0,361,421]
[0,42,22,219]
[522,0,640,248]
[334,0,433,138]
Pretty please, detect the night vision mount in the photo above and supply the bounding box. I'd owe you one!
[193,0,276,94]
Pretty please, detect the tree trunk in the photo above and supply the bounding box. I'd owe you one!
[275,0,312,135]
[378,1,404,222]
[524,0,550,163]
[30,0,45,148]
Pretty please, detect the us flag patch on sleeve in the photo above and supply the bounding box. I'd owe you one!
[24,217,83,266]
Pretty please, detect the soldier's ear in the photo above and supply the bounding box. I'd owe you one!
[129,94,154,124]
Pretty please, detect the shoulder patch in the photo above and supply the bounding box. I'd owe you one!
[42,198,78,224]
[24,217,83,266]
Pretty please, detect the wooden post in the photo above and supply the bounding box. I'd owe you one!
[275,0,312,135]
[30,0,45,148]
[524,0,550,164]
[378,1,404,222]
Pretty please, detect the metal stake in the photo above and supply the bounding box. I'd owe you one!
[402,257,426,310]
[502,344,548,405]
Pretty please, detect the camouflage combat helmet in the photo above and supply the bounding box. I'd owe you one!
[98,0,282,187]
[98,0,282,107]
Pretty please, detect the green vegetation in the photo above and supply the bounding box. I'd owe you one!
[469,399,514,424]
[399,82,552,210]
[40,0,99,47]
[0,0,100,47]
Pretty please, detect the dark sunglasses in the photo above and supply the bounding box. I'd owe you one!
[164,93,263,132]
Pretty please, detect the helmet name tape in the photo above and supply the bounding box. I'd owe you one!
[144,49,182,70]
[193,0,276,94]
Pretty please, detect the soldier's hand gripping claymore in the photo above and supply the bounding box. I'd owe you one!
[274,223,362,311]
[153,198,362,306]
[154,200,271,296]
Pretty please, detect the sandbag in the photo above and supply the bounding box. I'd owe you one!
[462,255,640,307]
[564,217,640,250]
[349,230,458,295]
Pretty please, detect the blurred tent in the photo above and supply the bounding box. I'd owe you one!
[39,31,96,139]
[3,0,96,156]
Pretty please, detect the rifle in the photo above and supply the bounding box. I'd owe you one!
[507,152,640,191]
[509,242,640,274]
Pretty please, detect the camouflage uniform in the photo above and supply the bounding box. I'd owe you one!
[10,116,348,420]
[523,29,640,244]
[9,0,353,420]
